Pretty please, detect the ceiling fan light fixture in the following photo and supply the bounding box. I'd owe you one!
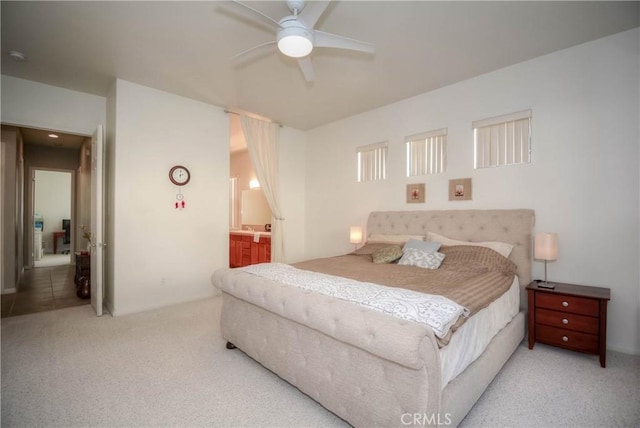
[277,20,313,58]
[278,35,313,57]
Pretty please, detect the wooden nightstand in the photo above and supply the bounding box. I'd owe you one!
[527,281,611,367]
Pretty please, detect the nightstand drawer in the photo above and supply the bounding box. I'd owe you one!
[536,308,598,334]
[535,324,598,353]
[535,293,599,316]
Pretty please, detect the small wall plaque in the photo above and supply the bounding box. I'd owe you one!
[406,183,425,203]
[449,178,472,201]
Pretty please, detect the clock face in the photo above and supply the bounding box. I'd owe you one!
[169,165,190,186]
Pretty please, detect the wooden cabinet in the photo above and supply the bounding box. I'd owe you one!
[527,281,610,367]
[229,233,271,268]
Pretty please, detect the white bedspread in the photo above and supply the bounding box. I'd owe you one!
[241,263,469,339]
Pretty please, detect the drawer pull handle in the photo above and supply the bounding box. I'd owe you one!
[562,301,569,307]
[562,318,569,325]
[562,336,569,342]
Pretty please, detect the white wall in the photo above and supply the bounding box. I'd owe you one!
[1,76,106,136]
[110,80,230,315]
[278,125,307,263]
[1,129,18,293]
[305,28,640,355]
[0,75,308,315]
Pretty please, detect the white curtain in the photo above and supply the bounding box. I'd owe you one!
[240,115,285,262]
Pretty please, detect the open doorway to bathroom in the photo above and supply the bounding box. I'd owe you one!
[228,114,272,268]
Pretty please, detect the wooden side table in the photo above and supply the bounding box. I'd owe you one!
[527,281,610,367]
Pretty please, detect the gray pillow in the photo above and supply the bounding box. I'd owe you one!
[398,248,446,269]
[403,238,441,253]
[371,245,404,264]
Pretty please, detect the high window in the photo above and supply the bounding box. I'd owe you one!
[357,142,387,182]
[406,128,447,176]
[473,110,531,168]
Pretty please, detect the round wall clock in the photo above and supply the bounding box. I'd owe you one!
[169,165,190,186]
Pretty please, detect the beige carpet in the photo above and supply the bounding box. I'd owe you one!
[1,296,638,427]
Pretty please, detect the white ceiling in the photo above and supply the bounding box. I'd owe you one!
[1,1,638,131]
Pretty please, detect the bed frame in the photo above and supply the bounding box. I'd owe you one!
[213,209,535,427]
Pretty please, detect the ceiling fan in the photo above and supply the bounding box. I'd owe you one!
[229,0,375,82]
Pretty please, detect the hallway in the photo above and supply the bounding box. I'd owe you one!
[1,264,89,318]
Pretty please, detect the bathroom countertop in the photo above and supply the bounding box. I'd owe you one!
[230,230,271,237]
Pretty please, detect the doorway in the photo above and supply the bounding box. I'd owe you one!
[32,169,73,267]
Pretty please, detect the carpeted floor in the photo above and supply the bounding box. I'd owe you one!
[1,296,638,427]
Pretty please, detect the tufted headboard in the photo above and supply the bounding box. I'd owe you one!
[367,210,535,307]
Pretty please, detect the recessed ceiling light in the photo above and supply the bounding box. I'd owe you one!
[48,134,59,139]
[9,51,26,61]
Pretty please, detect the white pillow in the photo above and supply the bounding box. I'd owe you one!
[368,233,425,244]
[398,248,445,269]
[426,231,514,258]
[403,238,441,253]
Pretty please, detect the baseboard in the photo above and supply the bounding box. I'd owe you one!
[607,344,640,356]
[103,301,114,316]
[1,288,17,295]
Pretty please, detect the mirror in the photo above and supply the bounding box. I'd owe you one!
[241,189,271,226]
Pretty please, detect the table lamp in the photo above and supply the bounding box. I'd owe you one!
[350,226,363,250]
[534,232,558,288]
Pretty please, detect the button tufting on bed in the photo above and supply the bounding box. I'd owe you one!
[366,209,535,301]
[211,209,533,428]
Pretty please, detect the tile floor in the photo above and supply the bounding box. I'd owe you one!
[1,264,89,318]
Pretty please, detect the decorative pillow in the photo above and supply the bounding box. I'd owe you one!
[403,238,441,253]
[371,245,403,264]
[351,243,399,256]
[398,248,446,269]
[426,231,514,258]
[367,233,425,245]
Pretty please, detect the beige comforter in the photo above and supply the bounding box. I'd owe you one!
[294,244,516,346]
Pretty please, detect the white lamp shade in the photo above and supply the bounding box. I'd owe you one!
[349,226,363,244]
[534,232,558,261]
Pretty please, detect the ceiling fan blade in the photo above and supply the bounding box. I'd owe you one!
[297,56,315,82]
[230,0,281,28]
[297,1,331,29]
[314,30,375,54]
[233,41,277,60]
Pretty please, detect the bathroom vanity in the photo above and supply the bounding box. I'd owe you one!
[229,230,271,268]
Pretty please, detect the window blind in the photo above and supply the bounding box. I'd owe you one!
[406,128,447,176]
[473,110,531,169]
[357,142,387,182]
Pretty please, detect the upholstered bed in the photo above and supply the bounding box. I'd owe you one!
[212,209,535,427]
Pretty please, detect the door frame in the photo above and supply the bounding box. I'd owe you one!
[27,167,76,268]
[90,125,104,316]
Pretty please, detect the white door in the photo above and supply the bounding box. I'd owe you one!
[90,125,105,316]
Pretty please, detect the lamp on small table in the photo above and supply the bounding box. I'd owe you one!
[534,232,558,288]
